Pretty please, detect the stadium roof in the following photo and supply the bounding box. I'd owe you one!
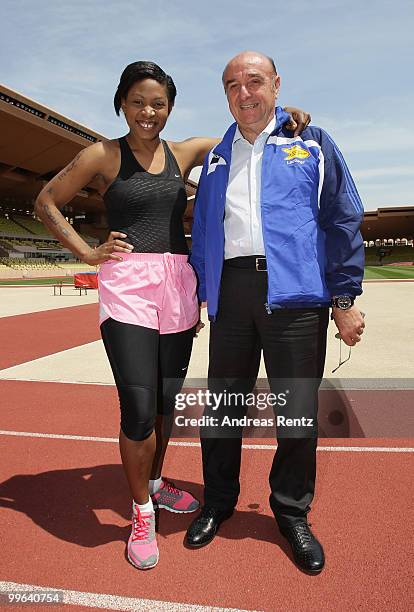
[361,207,414,241]
[0,83,104,212]
[0,83,412,240]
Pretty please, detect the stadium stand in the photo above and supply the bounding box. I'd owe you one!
[0,256,97,277]
[0,208,98,271]
[365,245,414,265]
[0,258,61,270]
[0,237,65,253]
[0,217,30,235]
[2,213,97,243]
[11,215,52,235]
[58,262,97,272]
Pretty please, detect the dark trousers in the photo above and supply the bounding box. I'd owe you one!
[200,259,329,526]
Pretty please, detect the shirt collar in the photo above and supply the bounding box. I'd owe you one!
[232,115,276,146]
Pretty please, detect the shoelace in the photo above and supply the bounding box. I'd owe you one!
[131,510,151,542]
[293,523,313,545]
[163,480,181,496]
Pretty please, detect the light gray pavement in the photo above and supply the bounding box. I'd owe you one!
[0,281,413,383]
[0,286,98,318]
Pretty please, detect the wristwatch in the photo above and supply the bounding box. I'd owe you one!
[331,295,355,310]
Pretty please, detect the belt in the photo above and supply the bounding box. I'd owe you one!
[224,256,267,271]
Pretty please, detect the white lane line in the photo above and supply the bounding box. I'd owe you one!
[0,430,117,443]
[0,376,114,385]
[244,444,414,452]
[0,430,412,452]
[172,441,414,453]
[0,581,257,612]
[2,377,414,391]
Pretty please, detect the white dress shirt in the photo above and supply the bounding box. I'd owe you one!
[224,116,276,259]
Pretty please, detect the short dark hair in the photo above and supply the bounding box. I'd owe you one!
[267,56,277,75]
[114,61,177,116]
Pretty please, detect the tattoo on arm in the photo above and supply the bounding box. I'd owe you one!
[57,150,85,182]
[42,203,70,238]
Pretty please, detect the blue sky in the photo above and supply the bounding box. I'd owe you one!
[1,0,413,210]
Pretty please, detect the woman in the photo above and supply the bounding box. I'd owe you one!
[35,61,309,570]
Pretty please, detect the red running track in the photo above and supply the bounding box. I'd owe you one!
[0,379,413,611]
[0,302,412,610]
[0,304,99,370]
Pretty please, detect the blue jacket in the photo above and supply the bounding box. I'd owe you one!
[190,107,364,322]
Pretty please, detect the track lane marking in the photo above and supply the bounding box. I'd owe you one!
[0,430,412,452]
[0,581,258,612]
[1,377,414,390]
[0,376,114,385]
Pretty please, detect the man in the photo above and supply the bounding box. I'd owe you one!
[186,51,365,574]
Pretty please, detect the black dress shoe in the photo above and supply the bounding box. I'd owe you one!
[185,506,234,548]
[279,522,325,574]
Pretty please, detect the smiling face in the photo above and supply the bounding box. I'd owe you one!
[121,78,171,141]
[223,52,280,141]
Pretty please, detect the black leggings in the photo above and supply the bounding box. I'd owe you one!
[101,318,194,441]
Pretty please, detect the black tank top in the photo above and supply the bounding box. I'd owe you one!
[103,137,188,254]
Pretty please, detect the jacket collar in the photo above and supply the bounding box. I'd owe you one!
[213,106,292,162]
[233,114,276,145]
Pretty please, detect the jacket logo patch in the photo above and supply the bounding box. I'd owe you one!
[207,154,227,175]
[281,145,310,164]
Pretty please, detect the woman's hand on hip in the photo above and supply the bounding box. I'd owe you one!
[83,232,133,265]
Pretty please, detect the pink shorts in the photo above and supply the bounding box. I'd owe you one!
[98,253,199,334]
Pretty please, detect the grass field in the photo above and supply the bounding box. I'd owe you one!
[364,265,414,280]
[0,277,74,286]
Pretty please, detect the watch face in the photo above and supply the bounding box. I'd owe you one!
[337,296,352,309]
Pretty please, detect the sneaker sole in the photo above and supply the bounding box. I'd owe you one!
[153,502,200,513]
[127,551,159,570]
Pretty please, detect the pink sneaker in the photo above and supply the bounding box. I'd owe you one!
[151,479,199,513]
[127,503,159,570]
